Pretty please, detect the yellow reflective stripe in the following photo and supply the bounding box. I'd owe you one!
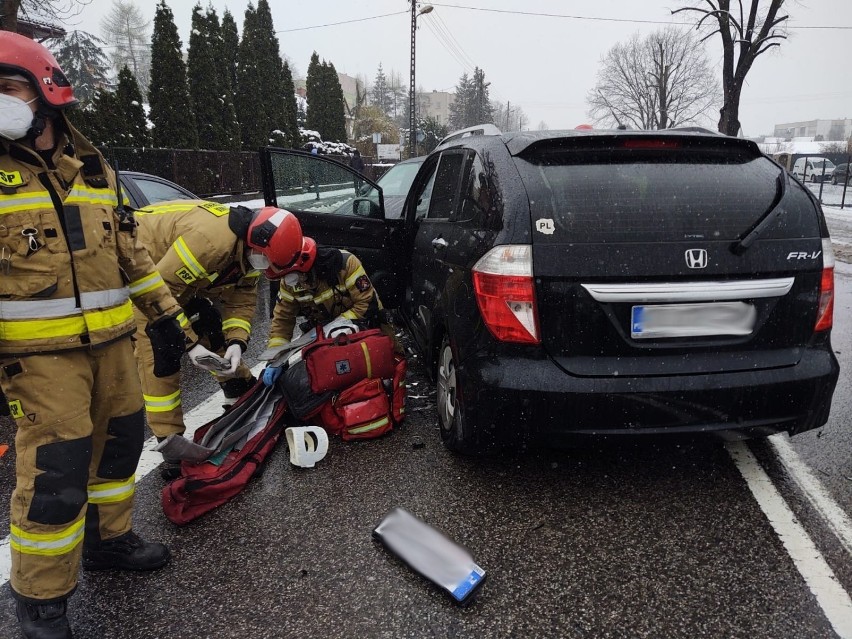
[173,236,208,279]
[222,318,251,333]
[345,266,367,289]
[0,301,132,340]
[340,309,359,320]
[361,342,372,377]
[144,390,181,413]
[10,519,85,557]
[83,300,133,331]
[88,476,135,504]
[65,184,118,207]
[347,416,389,435]
[176,312,189,328]
[135,203,199,216]
[128,272,165,298]
[0,191,54,214]
[313,289,334,304]
[244,271,262,279]
[267,337,289,347]
[277,288,295,302]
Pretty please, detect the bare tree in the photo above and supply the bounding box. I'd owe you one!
[673,0,788,136]
[587,27,719,130]
[100,0,150,94]
[1,0,91,34]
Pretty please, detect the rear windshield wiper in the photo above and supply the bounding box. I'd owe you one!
[730,163,787,256]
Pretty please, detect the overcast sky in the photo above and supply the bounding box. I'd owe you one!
[68,0,851,136]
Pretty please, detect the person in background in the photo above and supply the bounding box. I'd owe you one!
[0,32,220,639]
[132,203,303,479]
[349,149,366,192]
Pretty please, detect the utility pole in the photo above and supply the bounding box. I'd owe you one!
[506,101,510,131]
[408,2,432,158]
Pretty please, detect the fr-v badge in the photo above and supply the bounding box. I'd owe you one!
[685,248,708,269]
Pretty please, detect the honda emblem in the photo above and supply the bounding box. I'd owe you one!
[685,248,708,269]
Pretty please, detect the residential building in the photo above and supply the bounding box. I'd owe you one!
[417,90,455,125]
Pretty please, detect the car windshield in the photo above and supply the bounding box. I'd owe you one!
[376,162,422,196]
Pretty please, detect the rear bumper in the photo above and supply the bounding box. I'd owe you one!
[458,347,838,439]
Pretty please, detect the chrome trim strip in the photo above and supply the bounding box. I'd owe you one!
[581,277,795,303]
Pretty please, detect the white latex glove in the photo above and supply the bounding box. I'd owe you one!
[187,343,228,372]
[223,343,242,375]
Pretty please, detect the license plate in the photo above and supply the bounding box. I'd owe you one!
[631,302,756,339]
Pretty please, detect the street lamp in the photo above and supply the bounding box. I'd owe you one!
[409,2,433,158]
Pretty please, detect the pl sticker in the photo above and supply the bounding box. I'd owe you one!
[535,218,555,235]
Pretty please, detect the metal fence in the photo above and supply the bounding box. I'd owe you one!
[796,154,852,211]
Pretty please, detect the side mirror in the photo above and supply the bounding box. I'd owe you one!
[352,197,381,218]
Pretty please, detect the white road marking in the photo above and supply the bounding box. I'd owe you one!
[727,441,852,639]
[769,433,852,556]
[0,364,264,587]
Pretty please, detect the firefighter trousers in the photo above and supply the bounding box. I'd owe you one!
[133,308,254,438]
[0,338,144,603]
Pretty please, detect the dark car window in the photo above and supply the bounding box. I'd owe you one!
[453,152,490,224]
[133,177,195,205]
[515,147,820,243]
[427,151,466,220]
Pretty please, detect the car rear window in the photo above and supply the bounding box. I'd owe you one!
[514,141,820,243]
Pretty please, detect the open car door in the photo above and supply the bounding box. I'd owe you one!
[260,148,408,307]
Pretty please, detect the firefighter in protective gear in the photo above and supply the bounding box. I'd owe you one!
[132,203,302,450]
[0,32,208,639]
[265,236,395,350]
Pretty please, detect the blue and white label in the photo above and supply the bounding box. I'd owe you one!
[451,565,486,601]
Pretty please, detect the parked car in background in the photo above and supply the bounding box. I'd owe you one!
[791,157,836,183]
[831,163,851,185]
[119,171,199,209]
[261,129,838,454]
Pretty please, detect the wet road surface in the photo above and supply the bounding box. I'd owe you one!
[0,248,851,639]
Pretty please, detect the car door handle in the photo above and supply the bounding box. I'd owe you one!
[431,237,448,249]
[349,223,366,230]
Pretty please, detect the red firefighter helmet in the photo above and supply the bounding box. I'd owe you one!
[0,31,76,108]
[246,206,303,270]
[265,236,316,280]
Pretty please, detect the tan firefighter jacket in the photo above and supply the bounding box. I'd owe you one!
[134,200,260,347]
[268,250,379,347]
[0,117,190,357]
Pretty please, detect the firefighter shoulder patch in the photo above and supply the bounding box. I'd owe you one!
[0,170,24,186]
[8,399,24,420]
[354,275,372,292]
[200,202,230,217]
[176,267,197,284]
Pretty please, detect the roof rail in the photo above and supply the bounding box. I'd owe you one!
[437,123,502,148]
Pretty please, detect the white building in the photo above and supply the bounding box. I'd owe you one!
[417,90,455,125]
[772,119,852,140]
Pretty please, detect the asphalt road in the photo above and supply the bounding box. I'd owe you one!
[1,214,852,638]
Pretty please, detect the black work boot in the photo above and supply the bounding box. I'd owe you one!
[155,436,182,481]
[220,375,257,408]
[82,531,171,572]
[15,599,72,639]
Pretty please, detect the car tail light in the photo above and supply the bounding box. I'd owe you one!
[472,245,540,344]
[815,238,834,332]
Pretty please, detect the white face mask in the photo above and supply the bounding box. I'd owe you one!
[0,94,37,141]
[247,250,270,271]
[283,272,302,288]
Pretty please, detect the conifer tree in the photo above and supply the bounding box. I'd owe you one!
[148,0,197,149]
[187,4,223,149]
[116,66,150,146]
[86,88,122,146]
[51,31,110,105]
[305,52,322,134]
[279,60,299,147]
[324,61,347,142]
[371,63,391,114]
[236,4,262,148]
[221,10,240,99]
[208,7,242,150]
[448,72,471,130]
